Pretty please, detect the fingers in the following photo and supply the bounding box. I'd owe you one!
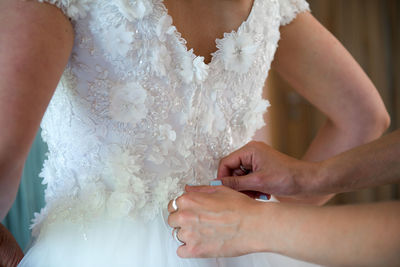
[219,173,264,192]
[217,146,253,178]
[177,245,197,258]
[185,185,219,193]
[168,210,181,228]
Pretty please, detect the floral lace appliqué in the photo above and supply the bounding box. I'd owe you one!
[217,31,260,74]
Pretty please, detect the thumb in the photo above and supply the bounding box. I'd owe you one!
[219,172,264,192]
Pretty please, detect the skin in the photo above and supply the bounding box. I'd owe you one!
[165,0,390,205]
[167,130,400,264]
[0,0,391,264]
[271,10,390,204]
[0,224,23,267]
[168,186,400,266]
[0,0,73,263]
[218,130,400,197]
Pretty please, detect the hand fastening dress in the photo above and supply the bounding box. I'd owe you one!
[19,0,319,266]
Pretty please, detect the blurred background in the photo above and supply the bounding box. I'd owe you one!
[2,0,400,251]
[266,0,399,205]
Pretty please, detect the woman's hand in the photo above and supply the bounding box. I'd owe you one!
[217,141,320,198]
[167,185,267,258]
[0,224,24,267]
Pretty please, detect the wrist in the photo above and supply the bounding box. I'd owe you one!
[243,201,280,254]
[293,160,323,195]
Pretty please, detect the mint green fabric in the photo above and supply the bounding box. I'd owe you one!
[2,131,47,251]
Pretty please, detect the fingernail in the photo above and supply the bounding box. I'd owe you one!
[209,180,222,186]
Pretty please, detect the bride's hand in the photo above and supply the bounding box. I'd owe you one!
[217,141,320,198]
[167,185,269,258]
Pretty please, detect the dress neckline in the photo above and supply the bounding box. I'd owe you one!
[160,0,258,67]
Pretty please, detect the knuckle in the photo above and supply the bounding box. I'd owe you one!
[177,194,188,207]
[167,200,173,211]
[177,210,193,225]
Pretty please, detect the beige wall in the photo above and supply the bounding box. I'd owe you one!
[265,0,399,204]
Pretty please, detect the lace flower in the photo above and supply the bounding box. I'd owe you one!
[30,208,48,237]
[242,99,270,134]
[155,14,174,42]
[114,0,153,21]
[158,124,177,142]
[103,24,134,58]
[153,177,182,207]
[106,144,141,175]
[179,51,209,84]
[109,82,148,124]
[107,192,135,217]
[80,181,107,212]
[199,91,226,135]
[150,43,171,77]
[147,124,176,164]
[279,0,310,26]
[217,32,259,74]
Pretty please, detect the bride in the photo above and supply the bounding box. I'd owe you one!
[0,0,388,266]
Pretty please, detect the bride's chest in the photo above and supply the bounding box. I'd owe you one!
[61,0,280,145]
[162,0,255,64]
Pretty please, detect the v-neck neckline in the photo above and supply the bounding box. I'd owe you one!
[160,0,258,67]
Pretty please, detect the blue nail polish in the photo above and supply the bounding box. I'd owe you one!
[259,194,269,201]
[209,180,222,186]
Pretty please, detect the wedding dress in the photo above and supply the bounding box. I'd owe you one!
[19,0,319,266]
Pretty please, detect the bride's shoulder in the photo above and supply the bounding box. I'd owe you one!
[277,0,310,26]
[36,0,94,21]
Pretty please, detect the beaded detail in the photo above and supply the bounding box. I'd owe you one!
[31,0,310,235]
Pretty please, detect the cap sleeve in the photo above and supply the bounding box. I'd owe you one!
[37,0,91,21]
[279,0,310,26]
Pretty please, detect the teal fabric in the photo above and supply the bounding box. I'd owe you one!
[2,130,47,251]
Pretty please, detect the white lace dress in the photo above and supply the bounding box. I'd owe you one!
[19,0,319,266]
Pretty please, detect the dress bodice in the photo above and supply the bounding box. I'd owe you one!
[32,0,309,234]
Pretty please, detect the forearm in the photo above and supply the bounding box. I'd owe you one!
[255,201,400,266]
[278,119,384,204]
[309,130,400,195]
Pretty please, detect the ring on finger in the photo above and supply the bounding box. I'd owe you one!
[239,165,251,174]
[172,196,179,212]
[172,227,185,245]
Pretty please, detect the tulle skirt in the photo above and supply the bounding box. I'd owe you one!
[19,208,319,267]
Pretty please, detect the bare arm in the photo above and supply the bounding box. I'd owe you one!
[217,130,400,198]
[262,201,400,266]
[313,129,400,195]
[271,12,390,204]
[169,186,400,266]
[0,0,74,220]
